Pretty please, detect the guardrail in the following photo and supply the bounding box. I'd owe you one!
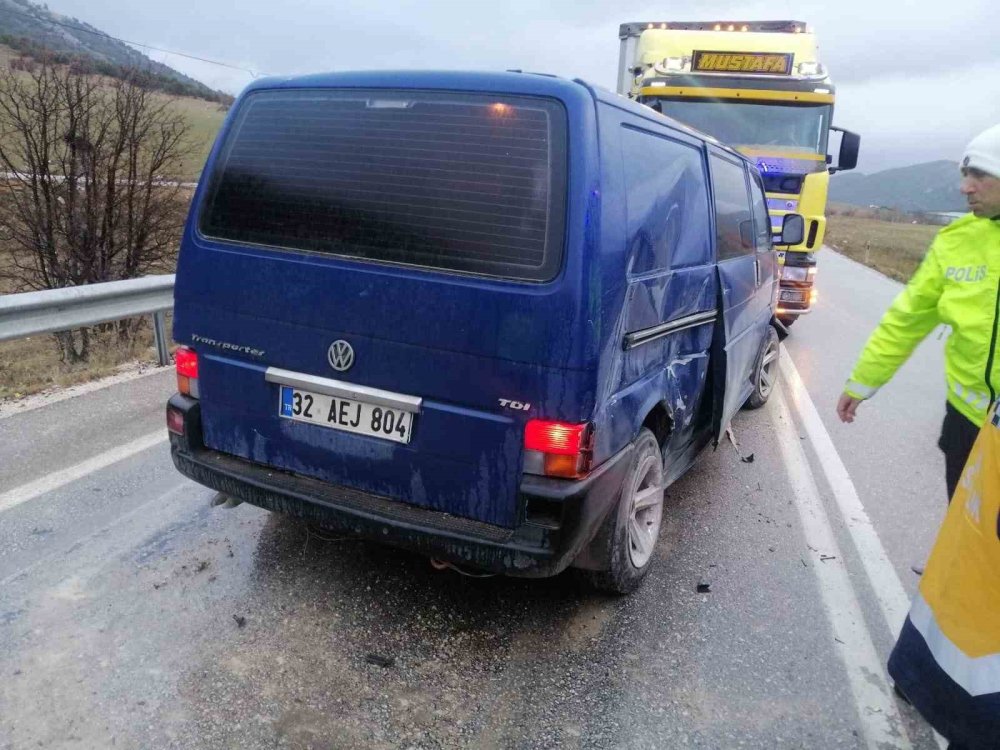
[0,275,176,365]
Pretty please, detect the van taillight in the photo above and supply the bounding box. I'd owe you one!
[166,405,185,435]
[175,347,199,398]
[524,420,592,479]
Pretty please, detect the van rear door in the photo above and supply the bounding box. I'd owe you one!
[175,86,577,529]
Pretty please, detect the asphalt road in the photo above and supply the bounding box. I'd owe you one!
[0,250,952,749]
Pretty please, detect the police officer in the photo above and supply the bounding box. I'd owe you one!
[837,123,1000,500]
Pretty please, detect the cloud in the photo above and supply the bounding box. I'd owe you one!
[47,0,1000,171]
[834,60,1000,172]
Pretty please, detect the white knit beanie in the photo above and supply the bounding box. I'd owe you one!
[962,124,1000,179]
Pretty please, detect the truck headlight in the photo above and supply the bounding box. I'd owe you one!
[781,266,809,282]
[797,62,824,76]
[655,56,686,73]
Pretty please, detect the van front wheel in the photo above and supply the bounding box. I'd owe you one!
[585,428,664,595]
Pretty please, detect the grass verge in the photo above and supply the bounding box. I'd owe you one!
[0,315,173,401]
[824,214,939,283]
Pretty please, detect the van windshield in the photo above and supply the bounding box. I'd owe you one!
[199,89,567,282]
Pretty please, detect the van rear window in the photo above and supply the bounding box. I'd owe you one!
[199,90,567,282]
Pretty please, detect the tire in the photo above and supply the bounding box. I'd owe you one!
[745,325,780,410]
[585,428,665,594]
[777,314,797,328]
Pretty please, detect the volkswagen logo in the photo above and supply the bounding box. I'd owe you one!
[327,340,355,372]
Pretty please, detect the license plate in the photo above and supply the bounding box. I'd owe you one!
[780,289,807,303]
[279,386,414,444]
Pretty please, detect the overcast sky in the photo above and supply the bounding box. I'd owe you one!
[49,0,999,174]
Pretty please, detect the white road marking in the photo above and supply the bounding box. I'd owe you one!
[770,387,912,749]
[0,480,197,589]
[0,364,170,420]
[779,352,912,636]
[780,351,949,750]
[0,430,167,514]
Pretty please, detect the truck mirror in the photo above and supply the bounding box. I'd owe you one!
[779,214,805,246]
[829,127,860,173]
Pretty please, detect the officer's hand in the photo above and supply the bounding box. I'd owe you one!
[837,393,862,423]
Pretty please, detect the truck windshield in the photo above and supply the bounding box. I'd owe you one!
[654,100,831,155]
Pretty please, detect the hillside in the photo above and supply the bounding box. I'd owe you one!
[828,160,965,213]
[0,0,230,102]
[0,40,225,179]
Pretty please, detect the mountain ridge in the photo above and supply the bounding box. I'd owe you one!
[829,159,965,213]
[0,0,230,102]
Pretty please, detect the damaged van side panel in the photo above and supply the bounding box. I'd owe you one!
[589,97,718,467]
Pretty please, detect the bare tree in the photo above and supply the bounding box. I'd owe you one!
[0,62,192,362]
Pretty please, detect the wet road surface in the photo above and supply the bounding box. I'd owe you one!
[0,250,950,749]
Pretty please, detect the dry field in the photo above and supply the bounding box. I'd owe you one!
[0,43,227,181]
[824,212,940,283]
[0,248,176,400]
[0,325,168,400]
[0,51,219,401]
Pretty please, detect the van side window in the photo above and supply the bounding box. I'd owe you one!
[622,127,712,274]
[710,154,754,261]
[748,172,772,253]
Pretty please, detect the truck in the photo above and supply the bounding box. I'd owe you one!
[617,20,860,325]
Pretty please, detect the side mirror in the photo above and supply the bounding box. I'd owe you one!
[778,213,805,246]
[829,126,860,173]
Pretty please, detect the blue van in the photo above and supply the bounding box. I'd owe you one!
[167,71,801,593]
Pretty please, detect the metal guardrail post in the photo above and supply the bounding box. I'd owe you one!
[152,311,170,367]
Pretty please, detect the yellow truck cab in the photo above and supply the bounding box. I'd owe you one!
[617,20,860,325]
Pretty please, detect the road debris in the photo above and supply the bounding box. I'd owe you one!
[232,614,246,628]
[365,653,396,668]
[724,425,755,464]
[696,583,711,594]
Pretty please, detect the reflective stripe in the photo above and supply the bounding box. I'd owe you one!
[909,591,1000,697]
[844,380,878,399]
[952,381,990,411]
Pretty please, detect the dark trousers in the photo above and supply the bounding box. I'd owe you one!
[939,402,981,501]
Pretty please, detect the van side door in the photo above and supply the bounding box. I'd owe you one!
[709,150,761,438]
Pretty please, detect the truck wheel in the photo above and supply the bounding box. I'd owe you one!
[746,326,780,410]
[777,314,797,328]
[585,428,665,595]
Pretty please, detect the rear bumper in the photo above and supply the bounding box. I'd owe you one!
[167,394,632,577]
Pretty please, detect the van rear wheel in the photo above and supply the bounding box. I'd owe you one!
[585,428,664,594]
[746,326,780,410]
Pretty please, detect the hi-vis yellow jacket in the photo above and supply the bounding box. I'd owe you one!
[887,406,1000,745]
[845,214,1000,426]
